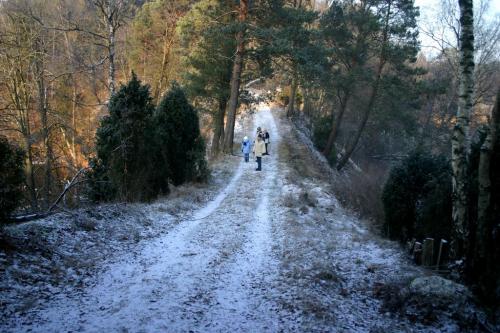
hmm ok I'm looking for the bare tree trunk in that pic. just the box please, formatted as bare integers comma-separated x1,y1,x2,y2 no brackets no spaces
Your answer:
23,135,38,211
451,0,474,258
476,89,498,263
33,38,53,209
323,91,351,158
62,28,79,170
93,0,128,97
107,17,116,96
71,84,78,165
335,67,383,170
211,99,227,156
222,0,248,153
286,74,298,118
154,24,176,102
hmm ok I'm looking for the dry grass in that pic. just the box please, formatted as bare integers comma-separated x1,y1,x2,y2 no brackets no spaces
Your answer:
281,114,387,229
333,162,387,224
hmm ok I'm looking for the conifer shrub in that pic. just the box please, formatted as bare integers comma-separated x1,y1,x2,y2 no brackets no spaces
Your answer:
312,115,336,164
154,83,209,186
88,76,208,202
90,73,155,201
0,136,25,223
86,157,116,202
382,150,452,241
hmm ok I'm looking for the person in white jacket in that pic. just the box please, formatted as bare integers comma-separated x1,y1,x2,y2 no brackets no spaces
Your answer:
253,134,266,171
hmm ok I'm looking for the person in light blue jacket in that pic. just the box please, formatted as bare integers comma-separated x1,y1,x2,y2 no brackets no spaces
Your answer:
241,136,251,162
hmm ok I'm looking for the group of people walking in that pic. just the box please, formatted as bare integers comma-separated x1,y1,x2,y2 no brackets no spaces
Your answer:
241,126,270,171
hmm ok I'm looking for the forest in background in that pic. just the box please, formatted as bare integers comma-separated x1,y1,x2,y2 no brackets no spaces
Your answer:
0,0,499,311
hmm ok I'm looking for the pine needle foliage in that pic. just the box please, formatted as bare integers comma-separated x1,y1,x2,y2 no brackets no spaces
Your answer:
154,83,209,186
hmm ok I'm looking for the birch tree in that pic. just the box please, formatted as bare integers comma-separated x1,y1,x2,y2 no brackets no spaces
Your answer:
451,0,474,258
89,0,131,97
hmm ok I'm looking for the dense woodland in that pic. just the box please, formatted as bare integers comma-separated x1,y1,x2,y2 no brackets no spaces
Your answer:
0,0,499,311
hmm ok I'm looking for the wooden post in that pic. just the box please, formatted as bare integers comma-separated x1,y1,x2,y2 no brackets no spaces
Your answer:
413,242,422,265
422,238,435,267
407,238,416,254
436,239,448,269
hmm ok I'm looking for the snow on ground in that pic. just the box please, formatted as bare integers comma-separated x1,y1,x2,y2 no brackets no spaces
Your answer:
1,104,485,332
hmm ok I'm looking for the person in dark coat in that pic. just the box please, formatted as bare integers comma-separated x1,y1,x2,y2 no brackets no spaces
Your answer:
263,129,270,155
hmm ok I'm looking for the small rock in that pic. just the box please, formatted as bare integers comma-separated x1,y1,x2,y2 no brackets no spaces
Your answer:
409,275,471,302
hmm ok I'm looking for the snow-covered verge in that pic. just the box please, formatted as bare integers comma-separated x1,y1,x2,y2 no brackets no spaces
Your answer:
273,108,495,332
0,155,240,326
289,110,386,224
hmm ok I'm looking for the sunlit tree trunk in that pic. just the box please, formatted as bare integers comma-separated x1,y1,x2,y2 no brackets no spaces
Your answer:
285,0,303,118
107,13,116,95
92,0,130,97
223,0,248,153
155,29,171,102
451,0,474,258
212,98,227,156
33,36,53,209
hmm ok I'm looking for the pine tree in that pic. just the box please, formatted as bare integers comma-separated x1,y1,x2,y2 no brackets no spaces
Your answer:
178,0,235,155
222,0,249,154
319,0,419,170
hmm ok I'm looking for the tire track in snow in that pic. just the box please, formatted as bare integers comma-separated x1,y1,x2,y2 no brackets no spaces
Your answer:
9,106,282,333
203,105,283,332
192,161,245,220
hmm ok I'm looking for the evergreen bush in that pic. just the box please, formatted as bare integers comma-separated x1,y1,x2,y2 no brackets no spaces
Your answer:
0,136,25,223
88,77,208,202
382,150,452,241
86,157,116,202
91,73,155,201
154,83,209,186
312,115,336,164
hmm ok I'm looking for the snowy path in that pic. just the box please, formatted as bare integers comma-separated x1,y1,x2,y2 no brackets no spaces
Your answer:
7,106,287,333
4,105,456,333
